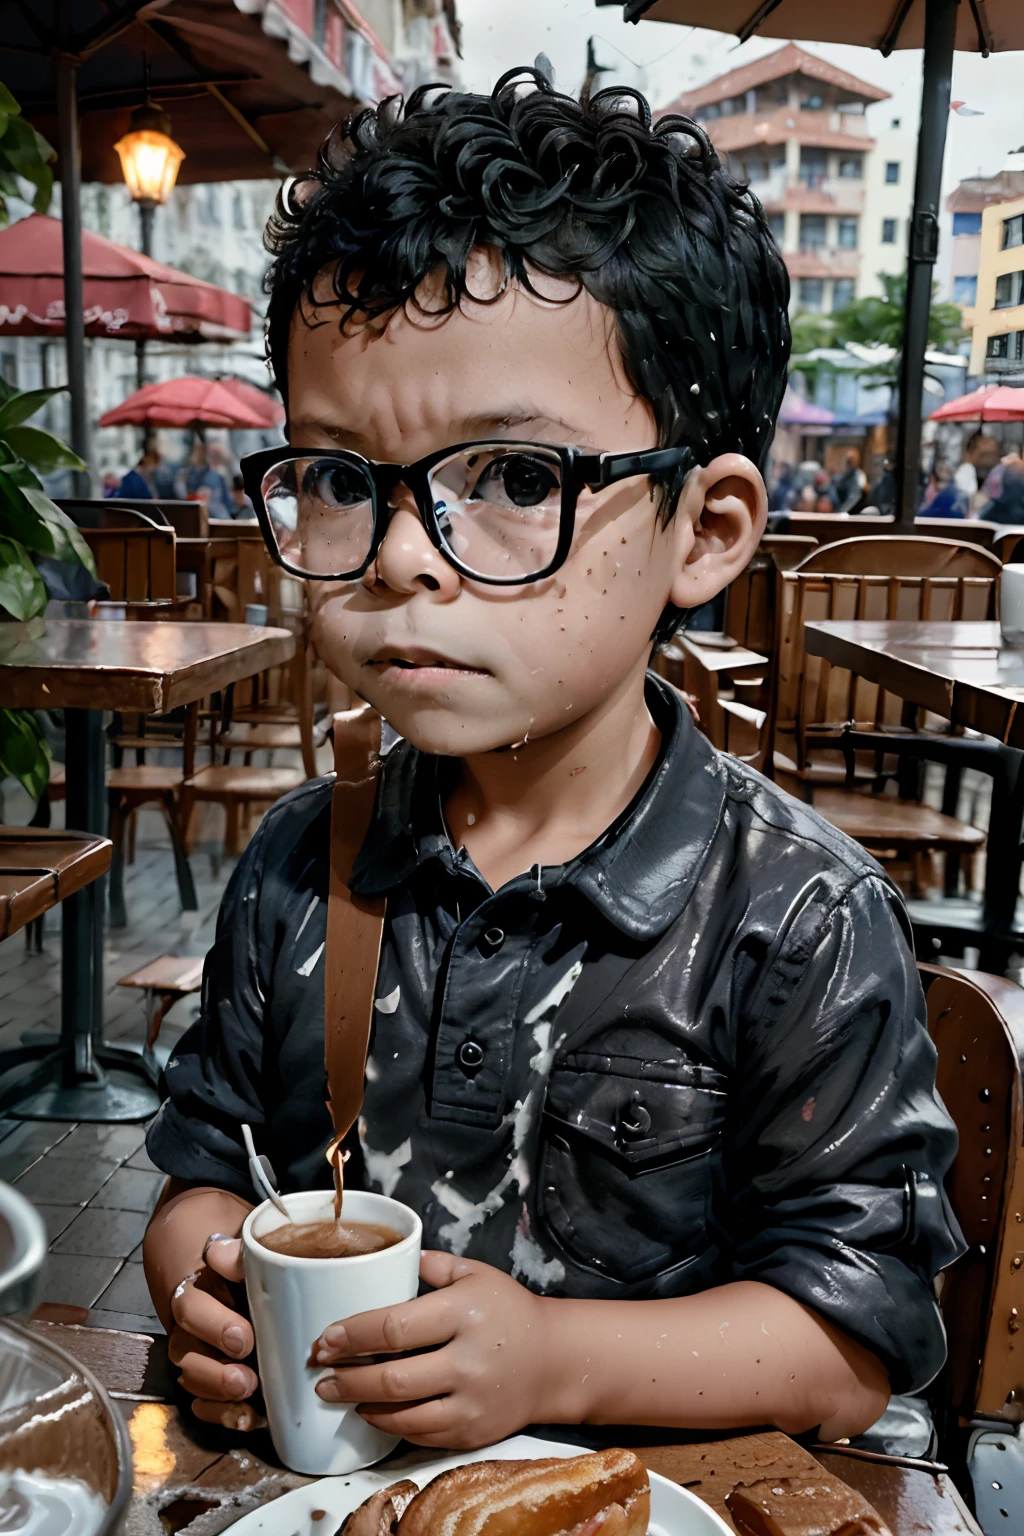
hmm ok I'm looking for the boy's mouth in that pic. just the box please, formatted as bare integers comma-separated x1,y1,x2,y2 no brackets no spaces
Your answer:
365,646,490,679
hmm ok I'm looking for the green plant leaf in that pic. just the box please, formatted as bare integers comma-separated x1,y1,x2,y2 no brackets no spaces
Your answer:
3,424,85,473
0,533,47,619
0,709,51,800
23,488,97,574
0,84,21,118
0,386,66,431
0,456,42,491
0,470,57,555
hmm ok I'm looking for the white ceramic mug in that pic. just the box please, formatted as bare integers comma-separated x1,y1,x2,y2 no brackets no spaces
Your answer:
1001,565,1024,640
242,1189,422,1475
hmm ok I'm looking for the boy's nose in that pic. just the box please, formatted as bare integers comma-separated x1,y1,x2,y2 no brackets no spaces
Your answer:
368,491,460,597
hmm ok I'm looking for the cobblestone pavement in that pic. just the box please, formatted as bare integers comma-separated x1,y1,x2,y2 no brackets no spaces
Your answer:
0,805,234,1335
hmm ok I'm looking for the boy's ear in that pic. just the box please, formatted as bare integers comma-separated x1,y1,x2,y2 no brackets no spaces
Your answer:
667,453,768,611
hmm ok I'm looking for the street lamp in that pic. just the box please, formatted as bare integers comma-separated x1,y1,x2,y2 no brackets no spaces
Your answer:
114,99,185,256
115,97,185,403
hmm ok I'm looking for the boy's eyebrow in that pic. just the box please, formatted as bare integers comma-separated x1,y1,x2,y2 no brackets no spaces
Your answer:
288,409,598,452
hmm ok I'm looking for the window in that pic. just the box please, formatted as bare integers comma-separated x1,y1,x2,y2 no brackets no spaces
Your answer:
1003,214,1024,249
994,271,1024,308
744,159,769,183
767,212,785,245
799,147,828,186
837,217,859,249
885,161,900,184
799,214,827,250
953,275,978,305
0,352,17,389
799,278,825,312
882,218,898,244
987,333,1009,359
952,211,983,236
891,117,901,128
836,101,865,115
800,93,824,110
837,155,863,179
832,279,855,312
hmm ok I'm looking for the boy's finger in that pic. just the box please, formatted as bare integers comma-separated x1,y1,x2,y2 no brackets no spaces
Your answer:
203,1236,244,1283
176,1350,258,1402
314,1288,453,1362
418,1250,466,1289
356,1398,456,1441
316,1345,452,1406
172,1276,253,1359
192,1398,266,1433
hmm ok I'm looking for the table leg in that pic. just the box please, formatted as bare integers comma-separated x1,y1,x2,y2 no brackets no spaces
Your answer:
978,744,1024,972
0,709,162,1122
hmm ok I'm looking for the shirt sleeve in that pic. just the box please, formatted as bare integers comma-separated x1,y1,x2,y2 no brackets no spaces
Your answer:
720,873,965,1394
146,813,273,1200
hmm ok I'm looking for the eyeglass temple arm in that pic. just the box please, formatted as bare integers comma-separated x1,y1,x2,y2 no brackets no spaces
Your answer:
581,447,693,490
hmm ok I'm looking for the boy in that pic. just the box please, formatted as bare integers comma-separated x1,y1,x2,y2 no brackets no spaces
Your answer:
143,71,962,1450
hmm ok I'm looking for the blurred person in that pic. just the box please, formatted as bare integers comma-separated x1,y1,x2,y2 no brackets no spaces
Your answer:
115,445,161,500
767,460,796,512
183,440,230,517
814,492,836,514
812,468,836,511
957,430,1002,513
870,459,896,515
795,483,817,511
918,463,964,520
101,471,120,498
982,455,1024,524
832,450,867,514
228,473,255,519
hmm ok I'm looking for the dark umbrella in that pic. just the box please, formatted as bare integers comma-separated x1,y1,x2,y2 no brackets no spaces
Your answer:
597,0,1024,525
0,0,378,472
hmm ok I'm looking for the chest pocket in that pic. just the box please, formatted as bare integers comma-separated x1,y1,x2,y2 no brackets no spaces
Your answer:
538,1051,727,1285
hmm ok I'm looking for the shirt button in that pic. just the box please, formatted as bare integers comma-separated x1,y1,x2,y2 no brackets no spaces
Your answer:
456,1039,485,1073
480,926,505,955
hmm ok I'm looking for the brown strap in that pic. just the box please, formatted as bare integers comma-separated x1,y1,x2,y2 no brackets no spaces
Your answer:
324,705,387,1155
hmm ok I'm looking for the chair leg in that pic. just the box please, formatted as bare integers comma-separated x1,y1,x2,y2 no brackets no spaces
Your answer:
162,793,198,911
224,800,240,858
126,808,137,867
107,796,128,929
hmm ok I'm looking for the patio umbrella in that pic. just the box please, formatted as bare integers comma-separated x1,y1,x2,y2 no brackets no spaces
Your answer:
0,213,250,341
98,376,284,430
599,0,1024,526
778,390,834,426
0,0,379,476
931,384,1024,422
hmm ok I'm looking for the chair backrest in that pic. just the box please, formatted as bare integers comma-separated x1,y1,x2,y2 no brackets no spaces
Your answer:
149,500,208,538
914,517,998,547
775,559,998,770
759,534,818,571
991,528,1024,564
778,513,896,545
82,526,177,602
97,506,163,532
919,964,1024,1424
57,497,170,528
724,548,779,655
795,535,1002,583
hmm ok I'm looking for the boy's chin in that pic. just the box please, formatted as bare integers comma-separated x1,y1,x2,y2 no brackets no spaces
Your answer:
375,701,541,759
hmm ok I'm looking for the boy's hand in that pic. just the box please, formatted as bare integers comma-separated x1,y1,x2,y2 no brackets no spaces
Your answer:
167,1236,266,1432
313,1251,554,1449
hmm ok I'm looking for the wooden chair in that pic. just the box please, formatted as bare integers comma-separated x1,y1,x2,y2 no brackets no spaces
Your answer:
991,528,1024,564
58,497,169,529
921,963,1024,1430
771,512,896,545
81,526,177,603
655,550,779,776
759,533,818,571
0,827,111,943
116,954,204,1051
106,701,199,927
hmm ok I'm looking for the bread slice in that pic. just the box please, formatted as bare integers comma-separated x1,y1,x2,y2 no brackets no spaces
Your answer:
341,1478,419,1535
394,1448,650,1536
726,1474,893,1536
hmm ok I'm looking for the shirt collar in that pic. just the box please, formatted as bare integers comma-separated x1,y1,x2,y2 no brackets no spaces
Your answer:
349,672,729,941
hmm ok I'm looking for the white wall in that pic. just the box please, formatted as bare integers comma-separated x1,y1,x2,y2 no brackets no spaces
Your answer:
859,114,916,299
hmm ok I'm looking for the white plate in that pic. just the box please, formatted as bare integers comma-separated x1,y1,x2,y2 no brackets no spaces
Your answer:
226,1434,732,1534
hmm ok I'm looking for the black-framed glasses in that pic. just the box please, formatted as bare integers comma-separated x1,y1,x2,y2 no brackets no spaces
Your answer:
240,440,695,586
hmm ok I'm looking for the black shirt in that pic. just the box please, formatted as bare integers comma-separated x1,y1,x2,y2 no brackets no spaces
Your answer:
149,675,964,1394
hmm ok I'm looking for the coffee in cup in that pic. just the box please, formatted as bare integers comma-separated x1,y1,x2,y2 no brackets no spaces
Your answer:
242,1189,421,1476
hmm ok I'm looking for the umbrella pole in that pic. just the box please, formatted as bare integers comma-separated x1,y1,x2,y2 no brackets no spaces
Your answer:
56,55,90,496
893,0,957,528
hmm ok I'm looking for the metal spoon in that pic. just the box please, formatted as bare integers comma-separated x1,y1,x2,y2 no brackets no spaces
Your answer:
241,1123,291,1221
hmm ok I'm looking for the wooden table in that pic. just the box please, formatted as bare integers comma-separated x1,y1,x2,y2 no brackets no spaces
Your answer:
0,619,295,1124
803,619,1024,964
27,1317,981,1536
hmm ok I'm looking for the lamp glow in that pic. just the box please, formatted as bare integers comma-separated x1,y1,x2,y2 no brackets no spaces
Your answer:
114,101,184,206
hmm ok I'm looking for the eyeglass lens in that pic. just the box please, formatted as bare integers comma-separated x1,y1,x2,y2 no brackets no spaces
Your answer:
260,443,565,580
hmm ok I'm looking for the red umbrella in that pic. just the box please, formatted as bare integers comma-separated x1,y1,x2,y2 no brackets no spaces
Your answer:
930,385,1024,423
0,213,251,342
99,376,284,430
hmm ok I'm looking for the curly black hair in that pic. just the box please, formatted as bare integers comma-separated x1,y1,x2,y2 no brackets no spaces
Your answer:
264,69,790,640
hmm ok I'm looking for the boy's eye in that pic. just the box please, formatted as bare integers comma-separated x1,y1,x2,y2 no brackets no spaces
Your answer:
469,454,561,509
301,459,372,509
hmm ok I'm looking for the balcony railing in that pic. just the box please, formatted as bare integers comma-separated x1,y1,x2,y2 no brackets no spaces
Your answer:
755,174,864,213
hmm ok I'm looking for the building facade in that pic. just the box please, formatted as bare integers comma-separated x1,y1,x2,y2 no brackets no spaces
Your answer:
966,193,1024,378
664,43,914,316
0,0,460,482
